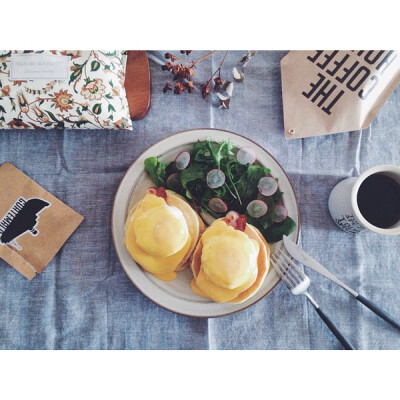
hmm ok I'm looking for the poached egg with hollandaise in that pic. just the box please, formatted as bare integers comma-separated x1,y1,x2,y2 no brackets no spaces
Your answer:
191,211,270,303
124,187,204,281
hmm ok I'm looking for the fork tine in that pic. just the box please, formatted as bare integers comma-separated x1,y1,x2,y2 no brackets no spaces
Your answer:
279,251,305,275
271,253,297,280
270,253,299,288
270,254,292,287
277,250,306,282
271,251,306,287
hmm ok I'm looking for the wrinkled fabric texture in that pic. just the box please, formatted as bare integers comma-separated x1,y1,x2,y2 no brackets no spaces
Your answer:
0,51,399,350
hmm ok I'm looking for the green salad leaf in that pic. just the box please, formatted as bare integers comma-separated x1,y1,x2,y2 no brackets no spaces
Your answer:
144,157,167,187
143,139,296,243
263,217,296,243
180,164,207,189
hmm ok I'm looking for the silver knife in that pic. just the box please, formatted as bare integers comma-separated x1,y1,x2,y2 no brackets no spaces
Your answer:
282,235,400,331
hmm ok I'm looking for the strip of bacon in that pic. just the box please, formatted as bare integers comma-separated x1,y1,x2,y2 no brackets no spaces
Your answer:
224,211,246,231
148,186,167,199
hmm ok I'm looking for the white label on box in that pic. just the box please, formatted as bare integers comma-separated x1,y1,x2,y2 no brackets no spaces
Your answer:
9,53,71,81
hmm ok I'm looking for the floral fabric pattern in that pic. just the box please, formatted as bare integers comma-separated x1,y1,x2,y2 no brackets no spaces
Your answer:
0,50,132,130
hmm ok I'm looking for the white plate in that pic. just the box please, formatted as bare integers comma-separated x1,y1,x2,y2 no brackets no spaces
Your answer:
112,129,300,317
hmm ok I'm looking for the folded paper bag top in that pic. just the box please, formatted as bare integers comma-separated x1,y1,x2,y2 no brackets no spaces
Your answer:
0,162,83,279
281,50,400,140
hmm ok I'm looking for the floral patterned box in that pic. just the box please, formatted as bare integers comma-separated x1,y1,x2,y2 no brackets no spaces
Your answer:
0,50,132,130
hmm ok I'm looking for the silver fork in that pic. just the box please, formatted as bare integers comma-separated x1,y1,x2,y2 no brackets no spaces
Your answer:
271,251,355,350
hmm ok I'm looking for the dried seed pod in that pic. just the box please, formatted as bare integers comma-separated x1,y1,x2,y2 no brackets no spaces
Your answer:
225,82,234,97
219,98,231,109
216,93,229,101
174,82,186,94
163,82,172,93
202,84,211,99
186,81,195,93
233,67,244,83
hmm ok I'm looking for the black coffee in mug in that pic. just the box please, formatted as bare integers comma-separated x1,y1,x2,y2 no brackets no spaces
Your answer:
357,173,400,229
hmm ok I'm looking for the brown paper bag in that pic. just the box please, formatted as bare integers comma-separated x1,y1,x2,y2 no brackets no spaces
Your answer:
281,50,400,140
0,162,83,279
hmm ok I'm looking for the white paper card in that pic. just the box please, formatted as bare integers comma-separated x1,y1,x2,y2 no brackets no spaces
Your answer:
9,53,70,81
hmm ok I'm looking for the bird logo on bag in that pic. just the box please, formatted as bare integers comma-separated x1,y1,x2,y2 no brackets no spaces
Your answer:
0,197,51,250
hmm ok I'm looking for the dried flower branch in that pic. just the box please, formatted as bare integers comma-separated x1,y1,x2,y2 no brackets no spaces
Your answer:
201,50,229,100
215,51,256,109
161,50,256,110
162,50,217,97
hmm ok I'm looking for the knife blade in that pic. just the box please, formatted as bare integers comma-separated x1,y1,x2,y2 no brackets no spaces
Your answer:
282,235,400,331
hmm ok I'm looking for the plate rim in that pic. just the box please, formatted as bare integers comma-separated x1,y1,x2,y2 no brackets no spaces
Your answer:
111,128,301,318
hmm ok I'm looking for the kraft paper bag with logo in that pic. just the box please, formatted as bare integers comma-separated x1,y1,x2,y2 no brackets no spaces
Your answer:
0,162,83,279
281,50,400,140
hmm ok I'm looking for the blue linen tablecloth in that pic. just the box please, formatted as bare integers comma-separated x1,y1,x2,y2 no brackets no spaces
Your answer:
0,51,399,350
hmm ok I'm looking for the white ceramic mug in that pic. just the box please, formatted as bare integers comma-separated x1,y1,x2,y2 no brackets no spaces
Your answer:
328,164,400,235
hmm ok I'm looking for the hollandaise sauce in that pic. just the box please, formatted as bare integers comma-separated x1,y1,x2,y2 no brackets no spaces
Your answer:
191,220,259,302
124,193,191,281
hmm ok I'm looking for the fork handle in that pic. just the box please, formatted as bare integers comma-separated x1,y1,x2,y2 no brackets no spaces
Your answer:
356,294,400,331
314,307,355,350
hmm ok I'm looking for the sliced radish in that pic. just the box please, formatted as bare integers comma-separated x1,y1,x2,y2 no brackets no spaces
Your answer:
274,204,288,223
208,197,228,214
206,169,225,189
247,199,268,218
175,151,190,170
258,176,278,196
166,173,181,189
236,146,256,165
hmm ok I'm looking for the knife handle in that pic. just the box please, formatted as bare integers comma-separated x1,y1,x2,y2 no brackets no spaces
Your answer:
314,307,355,350
356,294,400,331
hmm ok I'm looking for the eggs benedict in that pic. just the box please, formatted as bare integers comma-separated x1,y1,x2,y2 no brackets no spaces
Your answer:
190,211,270,303
124,187,204,281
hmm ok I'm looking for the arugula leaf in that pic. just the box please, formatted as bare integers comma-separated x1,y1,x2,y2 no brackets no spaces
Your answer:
235,164,270,210
206,140,235,169
273,190,283,203
180,163,207,188
192,140,236,168
263,217,296,243
192,141,214,164
225,161,243,205
144,157,167,187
